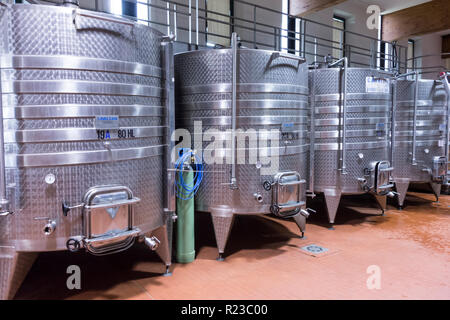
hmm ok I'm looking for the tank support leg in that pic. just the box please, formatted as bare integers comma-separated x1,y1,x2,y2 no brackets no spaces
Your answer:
293,214,306,238
152,221,173,276
210,208,235,261
429,182,442,202
394,179,410,209
0,248,38,300
373,194,387,215
323,189,341,228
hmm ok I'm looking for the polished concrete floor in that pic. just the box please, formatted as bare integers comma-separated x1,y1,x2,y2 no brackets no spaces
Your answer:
14,191,450,300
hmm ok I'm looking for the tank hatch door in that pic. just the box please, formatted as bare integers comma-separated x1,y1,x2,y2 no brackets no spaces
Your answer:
82,185,141,255
371,161,394,195
270,171,306,218
431,156,447,183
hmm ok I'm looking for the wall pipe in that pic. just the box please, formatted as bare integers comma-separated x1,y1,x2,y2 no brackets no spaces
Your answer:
0,49,10,216
329,57,348,174
230,32,238,189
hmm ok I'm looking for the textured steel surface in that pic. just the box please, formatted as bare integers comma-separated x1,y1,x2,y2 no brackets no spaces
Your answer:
210,211,235,254
310,68,392,224
322,189,342,224
175,49,309,255
309,68,392,194
0,4,171,298
0,248,37,300
175,49,309,214
393,79,447,183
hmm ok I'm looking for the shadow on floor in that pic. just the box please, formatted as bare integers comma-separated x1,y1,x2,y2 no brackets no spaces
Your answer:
306,193,390,228
14,243,164,300
387,190,439,209
191,213,300,260
15,213,302,299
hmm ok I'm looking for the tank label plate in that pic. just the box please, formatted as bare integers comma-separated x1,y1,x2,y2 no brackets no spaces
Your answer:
97,129,135,140
95,115,120,129
366,77,389,93
281,122,296,133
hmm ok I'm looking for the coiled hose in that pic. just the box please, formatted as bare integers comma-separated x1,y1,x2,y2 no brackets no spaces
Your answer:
174,148,203,200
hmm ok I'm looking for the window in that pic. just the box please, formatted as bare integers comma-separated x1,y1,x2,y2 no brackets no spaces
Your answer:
137,0,150,26
407,40,415,72
110,1,122,15
281,0,289,53
332,16,345,59
122,0,137,18
206,0,231,47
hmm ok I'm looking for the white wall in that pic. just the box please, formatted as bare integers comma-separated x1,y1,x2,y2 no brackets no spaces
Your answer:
397,32,447,80
414,33,445,79
302,0,379,67
51,0,387,64
233,0,283,50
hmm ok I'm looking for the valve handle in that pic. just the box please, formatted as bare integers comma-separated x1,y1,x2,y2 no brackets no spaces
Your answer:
263,180,272,191
62,202,71,216
66,238,81,253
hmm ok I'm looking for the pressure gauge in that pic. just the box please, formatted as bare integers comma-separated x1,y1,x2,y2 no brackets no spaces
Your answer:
45,173,56,185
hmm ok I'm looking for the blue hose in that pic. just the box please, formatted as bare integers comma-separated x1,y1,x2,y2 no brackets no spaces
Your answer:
175,148,203,200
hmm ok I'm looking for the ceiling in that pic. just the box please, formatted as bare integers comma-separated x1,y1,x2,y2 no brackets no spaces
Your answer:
357,0,431,14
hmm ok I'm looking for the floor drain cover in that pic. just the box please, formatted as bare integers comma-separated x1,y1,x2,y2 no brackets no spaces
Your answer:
301,244,328,254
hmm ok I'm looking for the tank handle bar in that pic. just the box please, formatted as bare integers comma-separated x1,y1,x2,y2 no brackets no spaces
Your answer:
393,71,417,79
271,52,306,64
73,10,135,39
74,10,135,27
84,197,140,210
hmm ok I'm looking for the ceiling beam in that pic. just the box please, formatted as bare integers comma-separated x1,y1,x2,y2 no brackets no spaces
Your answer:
290,0,347,17
382,0,450,41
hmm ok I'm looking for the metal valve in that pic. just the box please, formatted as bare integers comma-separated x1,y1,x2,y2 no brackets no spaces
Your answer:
144,236,160,251
357,177,370,192
253,193,263,203
43,220,57,236
386,191,399,198
62,202,84,216
66,238,81,252
300,208,316,218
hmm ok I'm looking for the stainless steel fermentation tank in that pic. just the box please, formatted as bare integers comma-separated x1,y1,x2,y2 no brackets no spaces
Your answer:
0,4,176,299
391,74,449,207
309,61,395,225
175,34,311,259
